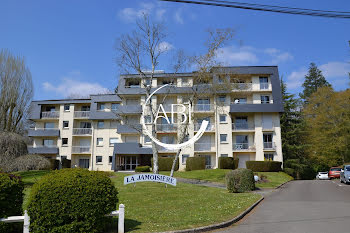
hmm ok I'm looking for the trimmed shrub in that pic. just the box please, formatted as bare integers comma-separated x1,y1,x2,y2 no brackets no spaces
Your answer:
186,157,206,171
27,168,118,233
152,157,179,171
283,168,295,177
9,154,51,172
246,161,282,172
135,166,151,172
218,157,239,169
0,172,24,233
226,168,255,193
61,158,71,168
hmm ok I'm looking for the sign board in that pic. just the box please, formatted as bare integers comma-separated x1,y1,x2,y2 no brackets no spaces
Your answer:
124,174,177,186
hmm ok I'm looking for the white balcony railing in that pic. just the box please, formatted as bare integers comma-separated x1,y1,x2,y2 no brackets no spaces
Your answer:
263,142,276,150
73,128,92,135
71,146,91,154
232,123,255,131
74,111,90,118
31,128,59,131
41,111,59,118
194,143,215,151
194,123,215,131
194,104,214,112
232,143,256,151
231,83,252,91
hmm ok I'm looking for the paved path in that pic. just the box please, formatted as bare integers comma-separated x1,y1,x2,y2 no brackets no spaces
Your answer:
212,180,350,233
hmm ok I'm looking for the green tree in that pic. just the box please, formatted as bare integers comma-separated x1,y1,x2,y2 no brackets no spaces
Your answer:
299,62,331,102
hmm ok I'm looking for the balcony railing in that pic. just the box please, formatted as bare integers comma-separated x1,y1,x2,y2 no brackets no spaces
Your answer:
194,123,215,131
41,111,59,118
74,111,90,118
73,128,92,135
194,104,214,112
27,145,59,154
260,83,270,90
71,146,91,154
232,123,255,131
124,85,141,88
28,128,60,137
263,142,276,150
156,124,177,132
231,83,252,91
194,143,215,151
232,143,256,151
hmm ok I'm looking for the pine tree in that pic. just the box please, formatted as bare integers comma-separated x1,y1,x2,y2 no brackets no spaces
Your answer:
299,62,331,102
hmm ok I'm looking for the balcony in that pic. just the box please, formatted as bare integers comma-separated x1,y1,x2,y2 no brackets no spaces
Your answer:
194,123,215,131
263,142,276,151
194,104,214,112
194,143,215,152
74,111,90,118
41,111,59,119
232,143,256,152
260,83,271,90
27,146,59,154
232,123,255,132
28,128,60,137
116,124,142,134
73,128,92,135
156,124,177,132
71,146,91,154
262,124,275,131
231,83,252,91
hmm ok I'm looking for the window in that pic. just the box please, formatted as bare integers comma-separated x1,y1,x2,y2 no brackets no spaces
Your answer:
109,156,113,164
235,116,248,130
182,78,190,86
44,122,55,129
62,138,68,146
264,153,274,161
43,139,54,147
235,135,248,149
97,121,104,129
45,106,56,112
220,134,228,143
221,154,228,157
263,134,273,148
80,122,91,128
218,95,226,103
109,138,119,146
182,154,189,164
97,103,105,110
97,138,103,146
259,77,269,90
81,105,90,111
64,104,70,111
197,98,210,111
111,103,120,111
261,95,270,104
233,98,247,104
144,135,151,144
219,114,227,123
205,155,212,168
63,121,69,128
144,78,151,86
144,115,152,124
125,136,138,143
96,156,102,163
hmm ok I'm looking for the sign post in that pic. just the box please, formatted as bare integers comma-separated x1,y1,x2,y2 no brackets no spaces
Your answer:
124,174,177,186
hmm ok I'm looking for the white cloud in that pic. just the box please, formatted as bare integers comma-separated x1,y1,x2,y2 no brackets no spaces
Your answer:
43,71,110,98
319,61,350,78
156,8,166,20
286,69,308,89
118,2,166,23
157,41,174,53
174,9,184,24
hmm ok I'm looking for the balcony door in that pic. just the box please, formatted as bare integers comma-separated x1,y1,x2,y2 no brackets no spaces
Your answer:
44,122,55,129
197,135,211,150
263,134,273,148
80,122,91,128
79,158,90,169
235,116,248,129
197,98,210,111
235,135,248,149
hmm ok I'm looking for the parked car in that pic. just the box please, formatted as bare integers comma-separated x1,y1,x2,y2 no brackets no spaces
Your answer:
340,165,350,184
329,167,342,179
316,172,329,180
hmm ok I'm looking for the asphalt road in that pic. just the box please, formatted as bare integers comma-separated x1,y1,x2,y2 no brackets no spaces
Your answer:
213,180,350,233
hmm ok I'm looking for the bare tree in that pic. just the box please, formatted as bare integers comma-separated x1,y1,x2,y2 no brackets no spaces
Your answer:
0,49,33,134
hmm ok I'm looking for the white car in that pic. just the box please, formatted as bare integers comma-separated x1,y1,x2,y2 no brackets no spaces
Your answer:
316,172,329,180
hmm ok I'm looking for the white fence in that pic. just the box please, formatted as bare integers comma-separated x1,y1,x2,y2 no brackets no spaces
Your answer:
0,204,125,233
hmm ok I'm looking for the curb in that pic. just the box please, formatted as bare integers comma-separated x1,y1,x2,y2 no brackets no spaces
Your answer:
159,196,264,233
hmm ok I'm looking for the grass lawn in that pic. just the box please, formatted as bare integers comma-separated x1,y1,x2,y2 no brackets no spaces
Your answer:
162,169,293,189
16,170,261,232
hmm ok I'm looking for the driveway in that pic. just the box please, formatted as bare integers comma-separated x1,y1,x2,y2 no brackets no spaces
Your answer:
213,180,350,233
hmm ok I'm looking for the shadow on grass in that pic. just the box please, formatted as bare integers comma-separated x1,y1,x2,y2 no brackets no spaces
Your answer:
105,218,141,233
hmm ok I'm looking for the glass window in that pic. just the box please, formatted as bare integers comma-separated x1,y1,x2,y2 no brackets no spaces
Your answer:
219,115,226,123
144,115,152,124
205,155,212,168
182,154,189,164
220,134,227,143
44,122,55,129
259,77,269,90
64,104,70,111
233,98,247,104
111,103,120,111
81,105,90,111
63,121,69,128
43,139,54,147
221,154,228,157
109,138,119,146
80,122,91,128
261,95,270,104
235,116,248,129
96,156,103,163
218,95,226,103
97,138,103,146
144,135,151,143
235,135,248,149
263,134,273,148
109,156,113,164
264,153,274,161
97,103,105,110
62,138,68,146
97,121,104,129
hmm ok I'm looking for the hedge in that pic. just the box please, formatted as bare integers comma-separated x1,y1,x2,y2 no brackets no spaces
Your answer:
246,161,282,172
218,157,239,169
27,169,118,233
226,168,255,193
186,157,206,171
0,172,24,233
152,157,179,171
135,166,151,172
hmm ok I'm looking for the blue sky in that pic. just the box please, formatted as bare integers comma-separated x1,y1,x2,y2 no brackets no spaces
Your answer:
0,0,349,100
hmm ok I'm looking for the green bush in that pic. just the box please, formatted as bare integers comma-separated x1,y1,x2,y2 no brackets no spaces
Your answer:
186,157,206,171
152,157,179,171
135,166,151,172
246,161,282,172
226,168,255,193
283,167,295,177
27,168,118,233
218,157,239,169
0,172,24,233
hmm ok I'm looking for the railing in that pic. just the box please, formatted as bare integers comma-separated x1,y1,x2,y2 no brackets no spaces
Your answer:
74,111,90,118
156,124,177,132
261,100,273,104
125,85,140,88
71,146,91,154
41,111,59,118
194,143,215,151
231,83,252,91
232,143,256,151
232,123,255,131
263,142,276,150
28,145,57,148
30,127,59,130
0,204,125,233
73,128,92,135
194,104,214,112
194,123,215,131
231,100,253,104
260,83,270,90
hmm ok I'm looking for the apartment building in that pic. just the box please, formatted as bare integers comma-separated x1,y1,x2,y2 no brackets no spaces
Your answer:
28,66,284,171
